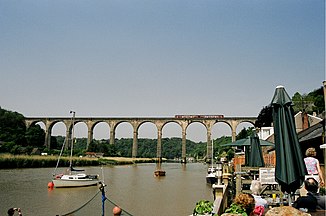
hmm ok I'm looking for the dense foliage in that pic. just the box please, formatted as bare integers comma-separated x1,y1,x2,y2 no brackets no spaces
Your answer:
0,107,46,155
71,136,233,160
0,107,26,145
255,105,273,128
292,87,325,115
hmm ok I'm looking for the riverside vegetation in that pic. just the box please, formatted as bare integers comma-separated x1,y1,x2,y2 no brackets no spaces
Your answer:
0,154,161,169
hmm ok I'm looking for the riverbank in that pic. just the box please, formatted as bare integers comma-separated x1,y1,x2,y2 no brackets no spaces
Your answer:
0,154,162,168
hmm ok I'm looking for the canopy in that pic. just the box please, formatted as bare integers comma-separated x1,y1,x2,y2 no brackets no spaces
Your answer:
248,132,265,167
271,85,307,193
220,138,274,147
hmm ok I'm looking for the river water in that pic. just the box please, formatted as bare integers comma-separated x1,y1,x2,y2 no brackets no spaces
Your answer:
0,163,213,216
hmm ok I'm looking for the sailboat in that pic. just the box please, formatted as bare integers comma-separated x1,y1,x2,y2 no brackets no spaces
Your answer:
51,111,100,188
206,140,217,184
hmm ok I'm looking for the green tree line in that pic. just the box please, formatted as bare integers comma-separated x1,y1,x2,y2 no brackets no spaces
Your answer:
51,135,235,161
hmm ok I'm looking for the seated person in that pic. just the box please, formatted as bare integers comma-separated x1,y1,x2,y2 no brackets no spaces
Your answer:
305,177,325,210
293,178,319,212
222,193,256,216
250,180,268,208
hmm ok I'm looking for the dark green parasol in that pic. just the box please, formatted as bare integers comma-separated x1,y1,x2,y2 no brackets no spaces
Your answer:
271,85,307,193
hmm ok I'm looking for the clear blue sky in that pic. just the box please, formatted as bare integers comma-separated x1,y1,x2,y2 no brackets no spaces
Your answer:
0,0,325,141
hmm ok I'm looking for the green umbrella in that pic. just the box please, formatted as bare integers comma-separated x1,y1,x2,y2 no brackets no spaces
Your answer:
221,135,272,166
248,132,265,167
271,85,307,193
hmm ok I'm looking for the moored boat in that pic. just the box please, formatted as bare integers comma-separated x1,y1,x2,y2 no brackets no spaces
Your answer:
154,170,166,177
206,167,217,184
206,140,217,184
154,157,166,177
53,173,99,188
50,111,100,188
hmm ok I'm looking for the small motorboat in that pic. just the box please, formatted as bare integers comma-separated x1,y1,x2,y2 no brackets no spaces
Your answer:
206,140,217,184
154,170,166,177
206,167,217,184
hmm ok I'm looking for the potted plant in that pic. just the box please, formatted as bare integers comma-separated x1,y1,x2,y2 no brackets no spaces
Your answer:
193,200,215,216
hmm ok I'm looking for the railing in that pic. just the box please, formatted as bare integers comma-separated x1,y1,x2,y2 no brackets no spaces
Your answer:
212,184,230,215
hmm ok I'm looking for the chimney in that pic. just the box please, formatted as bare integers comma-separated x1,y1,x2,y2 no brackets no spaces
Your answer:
303,112,309,130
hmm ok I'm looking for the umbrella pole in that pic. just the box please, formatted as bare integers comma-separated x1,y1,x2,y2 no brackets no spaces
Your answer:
288,192,295,206
279,191,284,207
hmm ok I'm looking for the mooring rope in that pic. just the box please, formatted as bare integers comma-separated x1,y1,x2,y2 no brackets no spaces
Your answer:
102,192,133,216
100,182,133,216
60,190,101,216
58,182,133,216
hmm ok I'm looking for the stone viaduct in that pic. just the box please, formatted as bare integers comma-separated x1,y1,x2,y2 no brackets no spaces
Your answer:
24,116,256,162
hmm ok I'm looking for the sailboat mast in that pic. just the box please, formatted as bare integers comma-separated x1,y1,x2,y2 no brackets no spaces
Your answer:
69,111,76,170
211,139,214,167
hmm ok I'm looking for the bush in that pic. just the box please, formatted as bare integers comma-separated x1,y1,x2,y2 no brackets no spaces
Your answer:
193,200,214,215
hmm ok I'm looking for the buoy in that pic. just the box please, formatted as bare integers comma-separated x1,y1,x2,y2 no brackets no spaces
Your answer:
48,181,54,188
112,206,122,216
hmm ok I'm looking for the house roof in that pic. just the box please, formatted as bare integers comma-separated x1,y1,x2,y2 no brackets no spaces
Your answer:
297,119,325,142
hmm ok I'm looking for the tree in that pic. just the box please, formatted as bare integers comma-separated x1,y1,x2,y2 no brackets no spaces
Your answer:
255,105,272,128
0,107,26,145
292,92,315,114
25,124,45,147
236,127,254,140
307,87,324,114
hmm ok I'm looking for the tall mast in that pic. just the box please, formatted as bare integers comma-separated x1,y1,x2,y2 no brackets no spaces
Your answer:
211,139,214,167
69,110,76,171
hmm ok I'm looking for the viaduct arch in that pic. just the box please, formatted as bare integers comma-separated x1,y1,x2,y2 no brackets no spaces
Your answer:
25,116,257,162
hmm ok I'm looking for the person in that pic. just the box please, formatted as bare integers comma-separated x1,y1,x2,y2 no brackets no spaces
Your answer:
304,147,324,186
304,177,325,210
112,206,122,216
222,193,256,216
293,178,319,212
7,208,22,216
250,180,268,208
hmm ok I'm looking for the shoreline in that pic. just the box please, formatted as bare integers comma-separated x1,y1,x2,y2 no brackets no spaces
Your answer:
0,154,165,169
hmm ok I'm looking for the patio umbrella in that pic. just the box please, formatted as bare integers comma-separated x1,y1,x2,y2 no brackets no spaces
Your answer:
248,132,265,167
271,85,307,193
245,144,250,166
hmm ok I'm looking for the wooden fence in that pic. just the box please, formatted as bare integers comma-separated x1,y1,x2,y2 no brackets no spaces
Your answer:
233,152,276,168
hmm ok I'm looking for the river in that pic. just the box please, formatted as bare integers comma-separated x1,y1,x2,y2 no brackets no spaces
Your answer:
0,163,214,216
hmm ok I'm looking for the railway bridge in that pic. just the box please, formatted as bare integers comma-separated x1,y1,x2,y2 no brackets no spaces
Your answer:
24,115,257,162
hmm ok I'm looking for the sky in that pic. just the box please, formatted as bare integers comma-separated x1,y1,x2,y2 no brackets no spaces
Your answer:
0,0,325,142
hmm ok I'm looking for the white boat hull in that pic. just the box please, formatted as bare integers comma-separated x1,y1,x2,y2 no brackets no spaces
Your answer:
53,179,99,188
53,173,100,188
